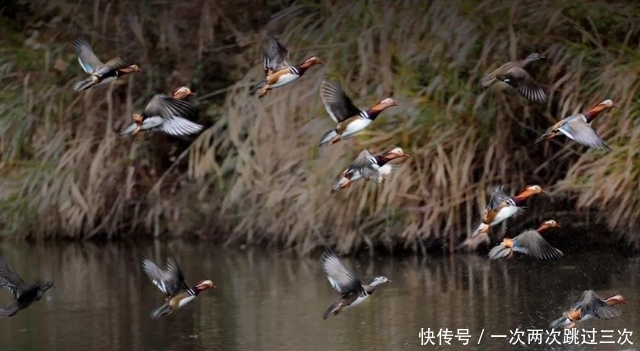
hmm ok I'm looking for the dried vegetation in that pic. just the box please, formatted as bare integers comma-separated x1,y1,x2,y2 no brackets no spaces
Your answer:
0,0,639,254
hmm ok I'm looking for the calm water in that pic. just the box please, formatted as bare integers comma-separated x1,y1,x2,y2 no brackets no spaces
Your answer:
0,242,638,351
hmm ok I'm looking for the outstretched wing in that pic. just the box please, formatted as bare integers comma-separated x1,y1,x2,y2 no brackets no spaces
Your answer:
575,290,621,320
320,80,362,123
320,251,365,297
141,257,189,297
143,94,198,121
74,38,105,74
157,116,204,137
261,34,291,75
346,149,379,180
486,185,509,211
0,256,26,299
497,68,547,104
562,118,611,151
511,230,564,260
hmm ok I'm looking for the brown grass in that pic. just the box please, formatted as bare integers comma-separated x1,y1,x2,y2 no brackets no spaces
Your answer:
0,0,639,254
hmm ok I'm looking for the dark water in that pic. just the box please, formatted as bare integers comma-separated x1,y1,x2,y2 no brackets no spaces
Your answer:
0,242,638,351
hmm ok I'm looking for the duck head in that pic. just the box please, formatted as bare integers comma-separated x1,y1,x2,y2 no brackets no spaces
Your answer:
172,86,195,100
584,99,617,122
41,281,56,291
370,98,398,113
195,280,216,291
589,99,618,111
382,147,409,161
119,64,141,74
523,53,545,63
536,219,560,232
605,294,627,306
369,275,392,287
516,185,545,199
300,56,323,69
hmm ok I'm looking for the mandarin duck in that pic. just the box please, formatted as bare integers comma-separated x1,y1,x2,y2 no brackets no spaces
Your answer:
480,53,547,104
120,87,202,141
0,255,55,317
471,184,545,238
332,147,409,192
535,99,617,151
550,290,627,329
249,33,322,98
320,250,391,319
72,37,140,92
318,80,397,146
142,257,216,319
489,220,563,260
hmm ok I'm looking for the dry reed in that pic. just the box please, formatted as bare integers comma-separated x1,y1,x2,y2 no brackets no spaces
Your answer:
0,0,639,254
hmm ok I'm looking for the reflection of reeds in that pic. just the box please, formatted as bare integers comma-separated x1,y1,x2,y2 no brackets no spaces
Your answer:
1,243,637,351
1,0,640,253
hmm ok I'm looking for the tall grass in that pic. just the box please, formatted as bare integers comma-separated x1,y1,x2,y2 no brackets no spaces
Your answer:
0,0,639,254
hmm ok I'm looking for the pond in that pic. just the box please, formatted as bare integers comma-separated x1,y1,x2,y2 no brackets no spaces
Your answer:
0,242,637,351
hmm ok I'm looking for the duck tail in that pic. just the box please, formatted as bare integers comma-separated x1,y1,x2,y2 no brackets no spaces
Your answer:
249,80,266,96
534,130,555,144
331,177,349,193
470,223,488,238
488,245,511,260
549,315,572,329
323,302,343,320
318,129,338,147
120,123,138,137
0,302,19,318
150,303,172,319
73,79,95,92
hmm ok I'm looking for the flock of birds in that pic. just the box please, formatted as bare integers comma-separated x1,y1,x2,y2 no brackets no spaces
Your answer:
0,33,629,333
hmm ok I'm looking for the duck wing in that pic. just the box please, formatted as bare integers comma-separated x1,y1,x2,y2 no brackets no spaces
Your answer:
486,185,509,211
74,38,105,74
0,256,26,299
142,257,189,297
346,149,379,180
488,244,512,260
320,80,362,123
497,67,547,104
261,34,291,75
143,94,198,121
156,116,203,137
575,290,621,320
511,230,564,260
320,250,366,297
561,118,611,150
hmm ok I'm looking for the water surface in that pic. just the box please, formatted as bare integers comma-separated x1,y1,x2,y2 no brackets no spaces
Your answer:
0,242,638,351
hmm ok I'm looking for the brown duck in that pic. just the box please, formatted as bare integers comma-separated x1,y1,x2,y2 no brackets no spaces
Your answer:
535,99,617,151
550,290,627,329
250,33,323,98
0,255,55,317
318,79,397,146
120,87,201,141
142,257,216,319
488,220,563,260
320,250,391,319
72,37,140,92
480,53,547,104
